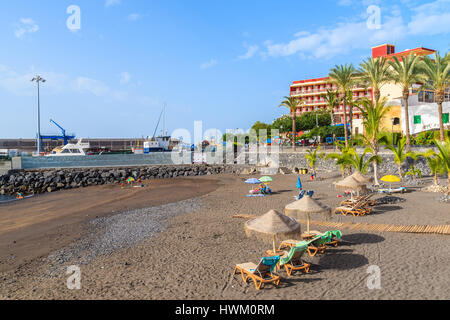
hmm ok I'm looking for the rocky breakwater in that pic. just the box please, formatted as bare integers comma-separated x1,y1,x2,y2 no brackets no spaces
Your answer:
0,164,240,196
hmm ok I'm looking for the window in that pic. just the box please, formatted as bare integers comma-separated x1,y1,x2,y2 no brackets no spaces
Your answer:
444,113,449,124
414,115,421,124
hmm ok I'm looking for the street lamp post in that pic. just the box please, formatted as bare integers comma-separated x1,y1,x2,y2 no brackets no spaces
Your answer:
31,75,46,154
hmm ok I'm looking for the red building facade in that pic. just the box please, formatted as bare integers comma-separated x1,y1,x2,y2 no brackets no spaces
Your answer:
289,44,436,126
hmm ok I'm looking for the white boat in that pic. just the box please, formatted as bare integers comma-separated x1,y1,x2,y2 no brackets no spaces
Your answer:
144,136,171,152
47,139,90,156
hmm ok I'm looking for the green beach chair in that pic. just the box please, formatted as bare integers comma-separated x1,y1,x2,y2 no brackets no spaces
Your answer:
233,256,281,290
306,234,332,257
279,243,311,276
323,230,342,247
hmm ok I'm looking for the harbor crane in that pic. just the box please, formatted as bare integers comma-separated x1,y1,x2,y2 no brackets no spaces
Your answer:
40,119,76,146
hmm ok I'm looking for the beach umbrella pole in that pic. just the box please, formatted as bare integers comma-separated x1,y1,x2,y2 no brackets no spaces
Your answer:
272,234,277,254
307,213,310,234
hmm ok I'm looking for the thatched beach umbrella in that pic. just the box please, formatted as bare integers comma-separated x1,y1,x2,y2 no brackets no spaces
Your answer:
285,196,331,236
245,209,301,254
350,171,373,184
334,175,367,197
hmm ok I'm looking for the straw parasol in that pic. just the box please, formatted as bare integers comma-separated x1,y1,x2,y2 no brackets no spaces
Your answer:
334,175,367,197
350,171,373,184
285,196,331,236
245,209,301,254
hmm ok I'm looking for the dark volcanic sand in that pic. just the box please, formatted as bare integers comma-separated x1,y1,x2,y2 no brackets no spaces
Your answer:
0,177,219,272
0,173,449,300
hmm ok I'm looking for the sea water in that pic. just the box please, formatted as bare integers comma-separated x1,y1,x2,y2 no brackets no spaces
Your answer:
0,195,16,203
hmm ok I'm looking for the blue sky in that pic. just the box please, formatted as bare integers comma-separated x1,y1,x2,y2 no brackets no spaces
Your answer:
0,0,449,139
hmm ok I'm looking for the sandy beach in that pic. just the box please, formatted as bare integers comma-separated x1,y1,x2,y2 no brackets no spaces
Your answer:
0,172,449,300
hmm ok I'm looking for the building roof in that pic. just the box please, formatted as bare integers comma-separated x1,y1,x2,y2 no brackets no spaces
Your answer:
385,47,435,59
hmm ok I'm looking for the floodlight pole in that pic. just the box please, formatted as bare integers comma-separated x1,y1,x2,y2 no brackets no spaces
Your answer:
31,75,46,154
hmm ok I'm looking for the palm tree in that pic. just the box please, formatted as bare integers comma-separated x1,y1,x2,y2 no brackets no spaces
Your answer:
325,142,354,177
419,52,450,142
305,146,325,178
320,89,340,126
358,57,392,102
280,96,302,151
329,64,357,147
384,137,417,179
355,97,390,185
389,53,426,152
435,138,450,194
346,148,382,174
422,149,444,187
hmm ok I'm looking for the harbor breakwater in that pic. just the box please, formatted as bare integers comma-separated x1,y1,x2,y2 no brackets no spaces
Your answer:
0,164,241,196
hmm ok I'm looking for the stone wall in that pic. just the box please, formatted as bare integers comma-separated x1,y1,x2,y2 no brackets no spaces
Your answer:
277,151,432,177
0,164,241,196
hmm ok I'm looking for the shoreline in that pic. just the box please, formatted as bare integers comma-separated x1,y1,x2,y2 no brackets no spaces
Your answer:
0,177,220,272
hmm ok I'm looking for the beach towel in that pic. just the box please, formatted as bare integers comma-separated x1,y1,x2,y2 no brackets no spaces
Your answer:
280,243,308,266
261,256,280,272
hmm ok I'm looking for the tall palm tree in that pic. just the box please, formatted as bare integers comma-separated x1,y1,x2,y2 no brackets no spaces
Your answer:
389,53,425,152
419,52,450,142
344,88,358,135
329,64,357,147
355,97,390,185
321,89,340,126
280,96,302,151
358,56,392,102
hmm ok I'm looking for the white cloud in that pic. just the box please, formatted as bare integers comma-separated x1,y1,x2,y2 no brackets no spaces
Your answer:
237,45,259,60
262,8,410,59
120,72,131,84
128,13,142,21
74,77,110,96
255,0,450,60
0,66,69,95
408,0,450,35
105,0,121,8
14,18,39,39
0,65,129,101
200,59,217,70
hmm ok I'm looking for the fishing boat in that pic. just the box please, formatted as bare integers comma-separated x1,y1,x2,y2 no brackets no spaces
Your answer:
144,103,179,152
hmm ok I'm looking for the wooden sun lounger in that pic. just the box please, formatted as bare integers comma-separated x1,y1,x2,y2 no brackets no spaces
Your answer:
340,194,375,207
334,200,372,217
279,247,311,277
278,239,326,257
233,259,281,290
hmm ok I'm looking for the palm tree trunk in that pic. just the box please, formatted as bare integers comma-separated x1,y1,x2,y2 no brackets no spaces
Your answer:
434,172,438,186
292,113,296,151
437,93,445,141
403,90,411,152
374,89,380,103
398,164,402,181
343,105,349,148
447,172,450,195
373,148,379,186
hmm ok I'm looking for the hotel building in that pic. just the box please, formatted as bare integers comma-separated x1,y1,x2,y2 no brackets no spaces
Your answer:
289,44,437,136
